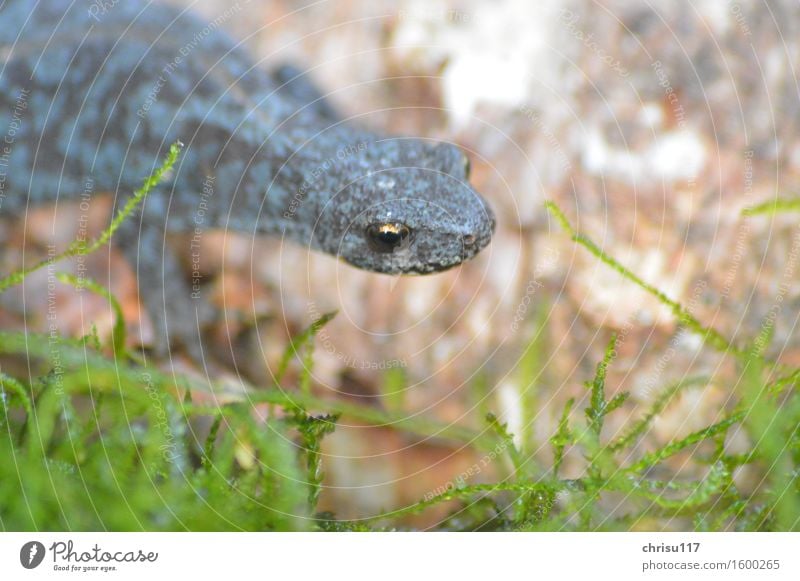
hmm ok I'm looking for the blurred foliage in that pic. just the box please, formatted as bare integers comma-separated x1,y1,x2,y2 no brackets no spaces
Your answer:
0,151,798,531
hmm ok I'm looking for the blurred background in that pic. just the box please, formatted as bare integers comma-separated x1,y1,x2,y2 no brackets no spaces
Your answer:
3,0,798,526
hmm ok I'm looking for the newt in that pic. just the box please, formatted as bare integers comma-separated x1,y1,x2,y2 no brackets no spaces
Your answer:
0,0,494,354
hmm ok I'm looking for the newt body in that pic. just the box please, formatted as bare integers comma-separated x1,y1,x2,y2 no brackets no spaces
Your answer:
0,0,494,353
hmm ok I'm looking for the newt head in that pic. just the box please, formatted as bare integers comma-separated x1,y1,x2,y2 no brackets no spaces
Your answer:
305,135,495,275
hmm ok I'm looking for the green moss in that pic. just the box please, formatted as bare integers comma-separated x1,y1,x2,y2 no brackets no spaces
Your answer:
1,160,798,531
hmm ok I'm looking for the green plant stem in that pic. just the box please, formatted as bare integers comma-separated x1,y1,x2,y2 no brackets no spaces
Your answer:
0,141,183,294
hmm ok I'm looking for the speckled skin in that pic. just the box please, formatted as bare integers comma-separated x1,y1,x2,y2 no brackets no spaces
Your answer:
0,0,494,353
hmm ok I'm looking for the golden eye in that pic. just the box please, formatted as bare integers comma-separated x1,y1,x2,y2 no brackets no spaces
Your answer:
366,222,412,253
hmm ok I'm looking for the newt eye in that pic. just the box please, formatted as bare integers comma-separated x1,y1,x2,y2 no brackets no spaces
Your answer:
463,156,471,178
366,222,412,253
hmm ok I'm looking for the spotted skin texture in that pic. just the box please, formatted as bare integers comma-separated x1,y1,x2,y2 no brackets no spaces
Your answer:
0,0,494,353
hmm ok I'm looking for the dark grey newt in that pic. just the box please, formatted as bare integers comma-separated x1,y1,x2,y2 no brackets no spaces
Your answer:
0,0,494,355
